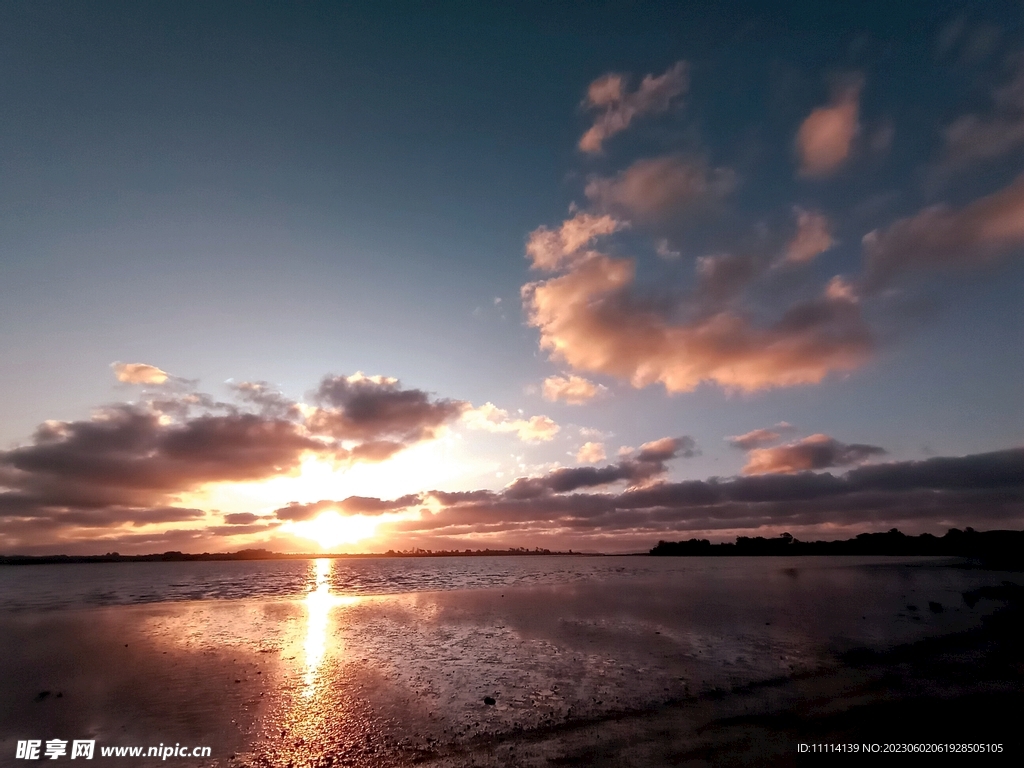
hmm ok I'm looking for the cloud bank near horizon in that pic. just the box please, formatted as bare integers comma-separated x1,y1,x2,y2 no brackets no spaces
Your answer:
3,365,1021,554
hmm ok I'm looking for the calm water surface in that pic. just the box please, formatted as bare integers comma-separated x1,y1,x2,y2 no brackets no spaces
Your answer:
0,554,1003,613
1,556,1020,766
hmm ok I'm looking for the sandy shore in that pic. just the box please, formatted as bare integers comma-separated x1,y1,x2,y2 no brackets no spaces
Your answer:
1,563,1020,766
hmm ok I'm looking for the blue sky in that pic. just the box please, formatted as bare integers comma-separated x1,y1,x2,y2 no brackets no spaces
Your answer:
1,1,1022,553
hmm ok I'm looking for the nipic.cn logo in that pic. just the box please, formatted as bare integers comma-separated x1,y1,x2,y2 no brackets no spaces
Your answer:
15,739,212,760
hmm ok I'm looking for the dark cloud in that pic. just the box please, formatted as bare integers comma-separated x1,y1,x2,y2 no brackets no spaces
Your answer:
0,371,466,551
499,437,696,500
274,494,422,522
742,434,886,474
935,54,1024,177
1,405,322,503
375,447,1024,543
222,512,263,525
308,372,467,443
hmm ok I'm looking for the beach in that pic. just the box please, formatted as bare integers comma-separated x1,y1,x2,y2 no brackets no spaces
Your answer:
1,556,1020,766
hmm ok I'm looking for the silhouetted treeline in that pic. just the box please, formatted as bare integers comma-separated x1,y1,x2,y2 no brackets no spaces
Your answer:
0,546,574,565
650,528,1024,563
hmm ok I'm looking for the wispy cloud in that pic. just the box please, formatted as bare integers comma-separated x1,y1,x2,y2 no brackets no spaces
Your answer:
579,62,689,153
863,173,1024,289
725,423,795,450
936,54,1024,177
584,155,735,223
462,403,560,442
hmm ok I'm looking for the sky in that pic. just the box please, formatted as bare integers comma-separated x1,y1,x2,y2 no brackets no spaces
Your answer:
1,0,1023,555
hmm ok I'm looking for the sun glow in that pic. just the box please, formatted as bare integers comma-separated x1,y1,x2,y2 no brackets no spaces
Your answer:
290,510,379,549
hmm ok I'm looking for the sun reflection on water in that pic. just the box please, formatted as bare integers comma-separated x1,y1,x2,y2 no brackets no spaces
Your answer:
302,558,359,697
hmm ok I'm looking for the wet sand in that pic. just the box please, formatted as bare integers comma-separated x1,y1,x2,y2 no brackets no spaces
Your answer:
1,560,1021,766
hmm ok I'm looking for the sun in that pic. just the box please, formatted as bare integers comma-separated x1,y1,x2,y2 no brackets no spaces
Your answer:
291,511,379,550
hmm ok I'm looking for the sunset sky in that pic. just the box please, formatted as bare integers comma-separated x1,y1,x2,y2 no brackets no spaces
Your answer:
1,1,1023,554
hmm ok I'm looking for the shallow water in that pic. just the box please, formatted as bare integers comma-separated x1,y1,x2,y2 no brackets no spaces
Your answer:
1,556,1019,766
0,553,999,612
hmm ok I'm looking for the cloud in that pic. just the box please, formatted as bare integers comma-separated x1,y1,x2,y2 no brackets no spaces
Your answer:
742,433,886,475
576,442,606,463
655,239,681,260
307,372,467,444
579,62,689,153
522,249,873,393
784,208,834,264
476,436,694,501
222,512,264,525
542,374,607,404
229,381,303,419
340,447,1024,546
584,155,736,223
462,403,560,442
0,401,327,550
726,423,795,450
693,253,759,306
795,79,862,177
525,212,626,271
862,174,1024,288
274,494,422,522
0,370,471,551
111,362,170,385
938,54,1024,175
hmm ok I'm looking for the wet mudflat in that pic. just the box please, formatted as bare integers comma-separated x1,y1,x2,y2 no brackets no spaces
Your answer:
1,557,1020,766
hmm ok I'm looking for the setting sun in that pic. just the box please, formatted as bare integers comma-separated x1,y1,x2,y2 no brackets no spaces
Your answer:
290,511,380,549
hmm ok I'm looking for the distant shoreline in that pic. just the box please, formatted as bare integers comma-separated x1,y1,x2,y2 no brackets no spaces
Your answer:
0,548,587,565
4,527,1024,565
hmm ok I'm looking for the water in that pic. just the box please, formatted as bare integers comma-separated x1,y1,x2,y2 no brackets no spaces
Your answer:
0,554,1003,616
1,555,1019,765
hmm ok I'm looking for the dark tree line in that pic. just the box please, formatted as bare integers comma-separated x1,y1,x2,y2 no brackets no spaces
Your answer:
650,527,1024,563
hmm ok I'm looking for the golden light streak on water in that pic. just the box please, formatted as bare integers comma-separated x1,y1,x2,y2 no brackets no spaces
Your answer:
302,558,359,698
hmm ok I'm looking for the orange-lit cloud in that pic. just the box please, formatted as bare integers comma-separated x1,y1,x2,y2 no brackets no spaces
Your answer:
579,62,688,153
522,250,873,393
584,155,735,223
462,402,560,442
863,173,1024,288
542,374,607,404
726,423,795,450
742,433,885,474
576,441,606,463
111,362,170,385
525,212,625,271
795,79,862,177
784,208,834,264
